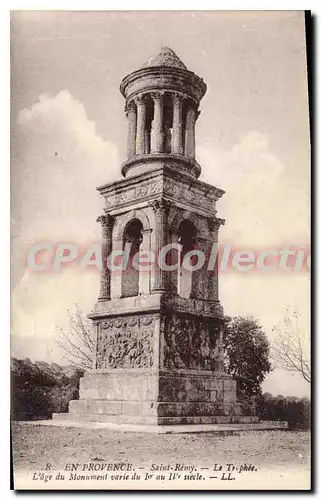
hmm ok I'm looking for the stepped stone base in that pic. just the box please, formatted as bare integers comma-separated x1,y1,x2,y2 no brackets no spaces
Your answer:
24,420,289,434
52,369,259,426
52,411,259,426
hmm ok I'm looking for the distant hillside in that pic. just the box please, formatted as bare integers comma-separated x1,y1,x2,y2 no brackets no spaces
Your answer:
11,358,84,420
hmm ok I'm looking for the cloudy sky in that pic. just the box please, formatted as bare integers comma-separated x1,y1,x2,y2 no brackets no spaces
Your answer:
11,11,310,396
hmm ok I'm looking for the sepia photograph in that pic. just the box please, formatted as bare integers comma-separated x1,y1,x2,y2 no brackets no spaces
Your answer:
10,10,311,490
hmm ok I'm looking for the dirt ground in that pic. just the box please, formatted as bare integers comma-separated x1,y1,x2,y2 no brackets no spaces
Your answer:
11,422,311,490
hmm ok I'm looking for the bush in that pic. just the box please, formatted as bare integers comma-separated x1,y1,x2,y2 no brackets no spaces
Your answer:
11,358,84,420
256,393,311,430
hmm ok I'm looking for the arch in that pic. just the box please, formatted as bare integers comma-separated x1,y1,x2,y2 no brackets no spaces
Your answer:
121,218,144,298
178,219,197,252
170,210,203,236
177,218,199,299
114,208,151,240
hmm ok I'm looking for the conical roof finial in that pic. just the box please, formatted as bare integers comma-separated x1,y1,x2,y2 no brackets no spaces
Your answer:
143,47,187,69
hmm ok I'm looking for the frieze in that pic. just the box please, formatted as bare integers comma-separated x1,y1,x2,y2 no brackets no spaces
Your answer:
96,315,155,369
102,175,218,214
163,315,222,371
104,180,162,209
163,179,215,212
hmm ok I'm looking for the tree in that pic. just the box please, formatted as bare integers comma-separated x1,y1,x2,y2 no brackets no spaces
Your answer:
223,316,272,399
56,305,94,371
272,307,311,383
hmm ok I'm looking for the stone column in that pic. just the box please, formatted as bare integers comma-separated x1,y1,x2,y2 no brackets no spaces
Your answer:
136,96,147,155
168,230,181,295
185,105,197,158
151,92,164,153
144,129,150,154
97,213,114,301
149,199,171,293
190,237,206,299
207,218,223,301
172,93,183,155
92,320,99,369
139,228,152,295
218,324,225,372
110,236,123,299
126,100,136,158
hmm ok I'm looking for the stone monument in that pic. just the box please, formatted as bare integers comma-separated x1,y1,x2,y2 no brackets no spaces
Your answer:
53,47,258,426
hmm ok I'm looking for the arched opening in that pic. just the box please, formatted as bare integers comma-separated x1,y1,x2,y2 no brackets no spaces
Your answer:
178,219,197,298
122,219,143,298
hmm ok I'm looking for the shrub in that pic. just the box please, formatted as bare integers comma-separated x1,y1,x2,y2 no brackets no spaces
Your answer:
256,392,311,430
11,358,84,420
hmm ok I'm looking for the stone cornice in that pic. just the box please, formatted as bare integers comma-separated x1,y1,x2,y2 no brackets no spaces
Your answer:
121,153,202,179
120,66,206,104
97,165,225,215
90,296,224,321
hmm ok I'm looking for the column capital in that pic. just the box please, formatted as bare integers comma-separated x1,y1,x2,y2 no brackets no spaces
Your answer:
96,213,114,229
171,91,194,104
125,99,136,115
186,105,197,116
172,92,183,105
151,90,165,102
208,217,225,233
134,94,148,106
148,198,172,215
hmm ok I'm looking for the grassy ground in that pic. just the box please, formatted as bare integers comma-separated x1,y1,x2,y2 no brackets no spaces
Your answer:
12,422,311,490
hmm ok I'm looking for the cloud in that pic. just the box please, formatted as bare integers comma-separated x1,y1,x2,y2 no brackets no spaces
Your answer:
17,91,113,161
11,91,119,285
198,131,309,246
198,131,310,396
11,91,118,356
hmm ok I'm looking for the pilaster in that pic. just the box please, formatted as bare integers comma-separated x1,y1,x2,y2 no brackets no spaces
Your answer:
97,213,114,301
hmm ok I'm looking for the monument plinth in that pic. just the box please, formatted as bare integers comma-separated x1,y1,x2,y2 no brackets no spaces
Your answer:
53,47,258,426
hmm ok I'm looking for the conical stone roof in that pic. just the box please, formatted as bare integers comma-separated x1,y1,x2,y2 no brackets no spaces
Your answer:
142,47,187,70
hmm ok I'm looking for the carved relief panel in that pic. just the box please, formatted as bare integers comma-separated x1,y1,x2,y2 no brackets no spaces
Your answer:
162,314,222,371
96,314,155,369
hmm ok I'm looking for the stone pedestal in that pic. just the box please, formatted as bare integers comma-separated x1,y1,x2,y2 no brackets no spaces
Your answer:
53,367,258,425
53,369,258,425
53,302,258,426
